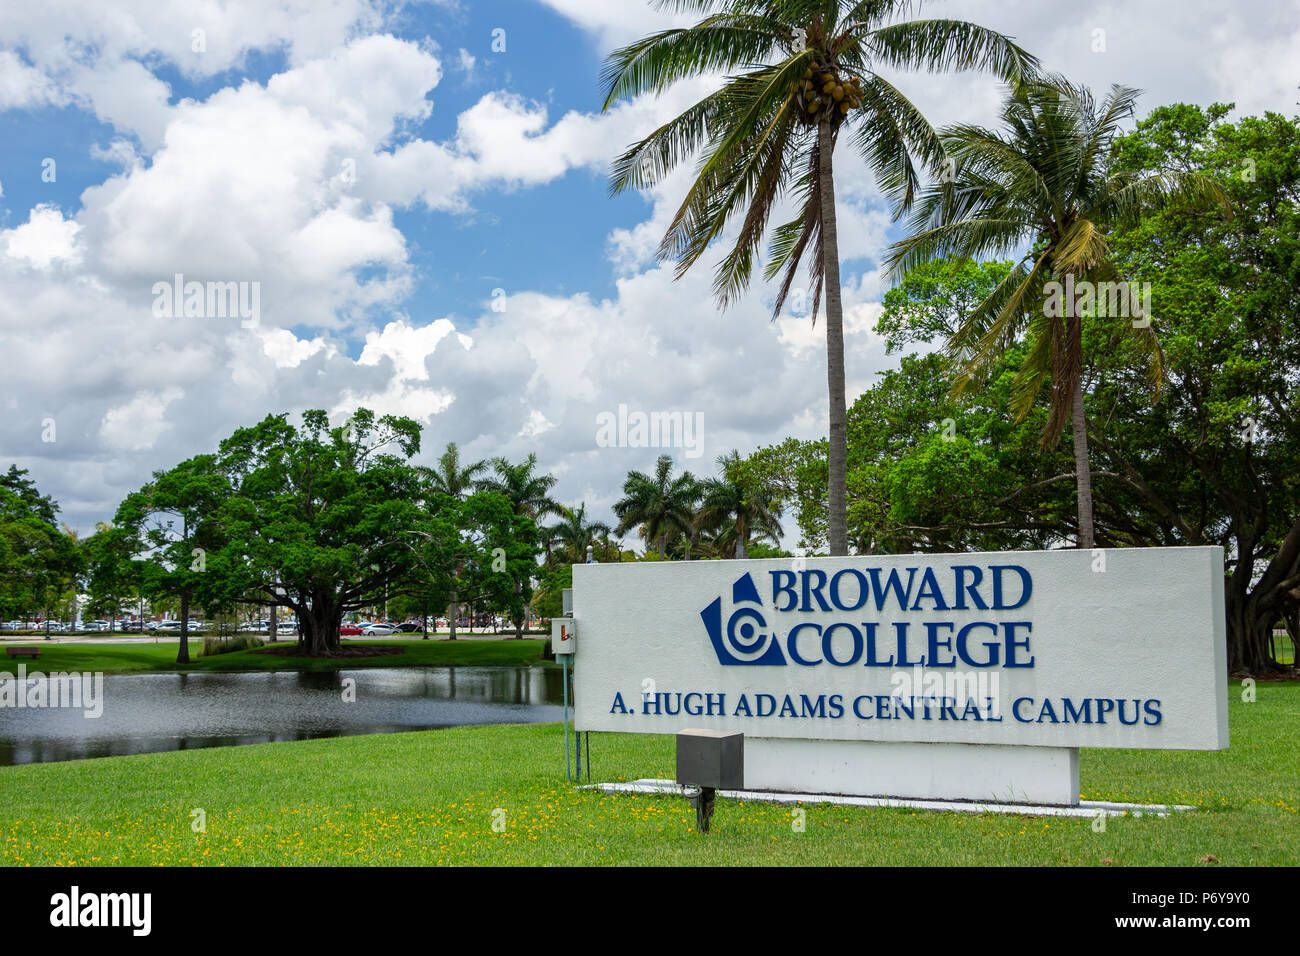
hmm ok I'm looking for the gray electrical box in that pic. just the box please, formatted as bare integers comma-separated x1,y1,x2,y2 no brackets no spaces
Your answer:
675,729,744,791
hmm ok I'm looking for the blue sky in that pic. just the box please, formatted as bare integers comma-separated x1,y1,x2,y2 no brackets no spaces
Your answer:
1,0,1296,543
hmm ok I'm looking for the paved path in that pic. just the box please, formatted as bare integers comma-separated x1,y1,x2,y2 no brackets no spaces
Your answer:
0,630,546,645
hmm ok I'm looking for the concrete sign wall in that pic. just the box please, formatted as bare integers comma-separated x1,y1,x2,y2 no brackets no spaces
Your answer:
572,547,1229,751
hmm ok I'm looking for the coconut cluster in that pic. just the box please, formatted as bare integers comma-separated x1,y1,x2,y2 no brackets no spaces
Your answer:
798,65,862,123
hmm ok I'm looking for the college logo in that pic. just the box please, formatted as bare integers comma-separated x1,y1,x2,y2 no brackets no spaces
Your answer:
700,572,786,665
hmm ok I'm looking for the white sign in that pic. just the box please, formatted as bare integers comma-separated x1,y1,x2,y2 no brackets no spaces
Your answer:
573,547,1229,750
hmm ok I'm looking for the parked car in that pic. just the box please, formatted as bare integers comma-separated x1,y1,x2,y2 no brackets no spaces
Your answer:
362,622,399,635
339,624,363,635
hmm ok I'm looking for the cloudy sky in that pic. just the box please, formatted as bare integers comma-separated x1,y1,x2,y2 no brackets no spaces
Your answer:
2,0,1297,542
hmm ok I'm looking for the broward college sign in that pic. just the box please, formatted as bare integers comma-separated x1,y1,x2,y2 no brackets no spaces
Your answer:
572,547,1229,805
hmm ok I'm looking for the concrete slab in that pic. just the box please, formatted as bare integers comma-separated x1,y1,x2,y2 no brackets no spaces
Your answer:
586,778,1196,819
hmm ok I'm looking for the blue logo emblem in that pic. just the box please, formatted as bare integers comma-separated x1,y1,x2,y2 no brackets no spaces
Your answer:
700,572,786,665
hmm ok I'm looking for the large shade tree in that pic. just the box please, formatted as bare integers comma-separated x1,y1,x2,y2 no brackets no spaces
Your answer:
602,0,1036,555
1101,102,1300,672
885,75,1231,548
203,408,427,656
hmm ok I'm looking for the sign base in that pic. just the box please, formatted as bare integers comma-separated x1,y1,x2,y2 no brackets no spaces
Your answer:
744,738,1081,806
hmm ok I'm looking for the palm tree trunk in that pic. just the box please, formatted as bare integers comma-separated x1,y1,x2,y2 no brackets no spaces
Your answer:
448,588,457,642
818,119,849,556
1071,375,1095,549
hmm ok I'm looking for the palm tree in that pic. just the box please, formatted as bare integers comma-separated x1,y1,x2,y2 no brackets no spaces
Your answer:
479,454,564,520
427,442,488,498
546,504,613,567
478,454,564,637
885,75,1231,548
423,442,488,641
602,0,1036,555
613,455,700,559
696,450,784,558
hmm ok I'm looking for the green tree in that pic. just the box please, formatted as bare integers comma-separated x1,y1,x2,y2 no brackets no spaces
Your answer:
124,409,428,657
477,454,561,638
1102,103,1300,672
696,450,784,558
427,442,489,498
115,456,230,662
602,0,1035,555
876,258,1013,354
743,437,828,552
545,503,612,567
886,75,1231,548
0,466,77,625
84,523,143,633
614,455,699,559
423,442,489,641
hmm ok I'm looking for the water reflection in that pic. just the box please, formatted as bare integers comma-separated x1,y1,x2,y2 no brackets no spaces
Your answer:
0,666,565,765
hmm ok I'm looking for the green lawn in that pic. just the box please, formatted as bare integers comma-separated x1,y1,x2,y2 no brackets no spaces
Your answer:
0,680,1294,866
0,639,551,674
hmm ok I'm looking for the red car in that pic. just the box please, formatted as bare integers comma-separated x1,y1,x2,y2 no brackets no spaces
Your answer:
339,624,363,635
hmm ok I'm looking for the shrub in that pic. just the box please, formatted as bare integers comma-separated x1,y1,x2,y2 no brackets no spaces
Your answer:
201,634,265,656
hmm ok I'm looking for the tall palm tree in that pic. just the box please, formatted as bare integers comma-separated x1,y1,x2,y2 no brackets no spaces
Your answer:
478,454,563,638
602,0,1036,555
427,442,488,499
423,442,487,641
593,529,624,563
546,504,613,567
479,454,564,520
614,455,700,559
885,75,1232,548
696,450,784,558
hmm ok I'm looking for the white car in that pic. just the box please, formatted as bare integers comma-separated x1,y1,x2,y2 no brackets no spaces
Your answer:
361,622,399,635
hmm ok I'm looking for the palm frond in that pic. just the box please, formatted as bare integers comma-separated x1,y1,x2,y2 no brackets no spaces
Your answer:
863,18,1039,81
600,16,785,109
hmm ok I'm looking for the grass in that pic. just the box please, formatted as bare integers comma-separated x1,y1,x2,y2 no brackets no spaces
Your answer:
0,639,552,674
0,680,1294,866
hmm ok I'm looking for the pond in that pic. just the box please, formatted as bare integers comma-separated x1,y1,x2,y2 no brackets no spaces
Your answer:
0,666,566,765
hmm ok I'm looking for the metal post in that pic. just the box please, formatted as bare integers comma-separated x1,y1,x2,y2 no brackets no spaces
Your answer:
562,655,571,783
573,653,582,781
